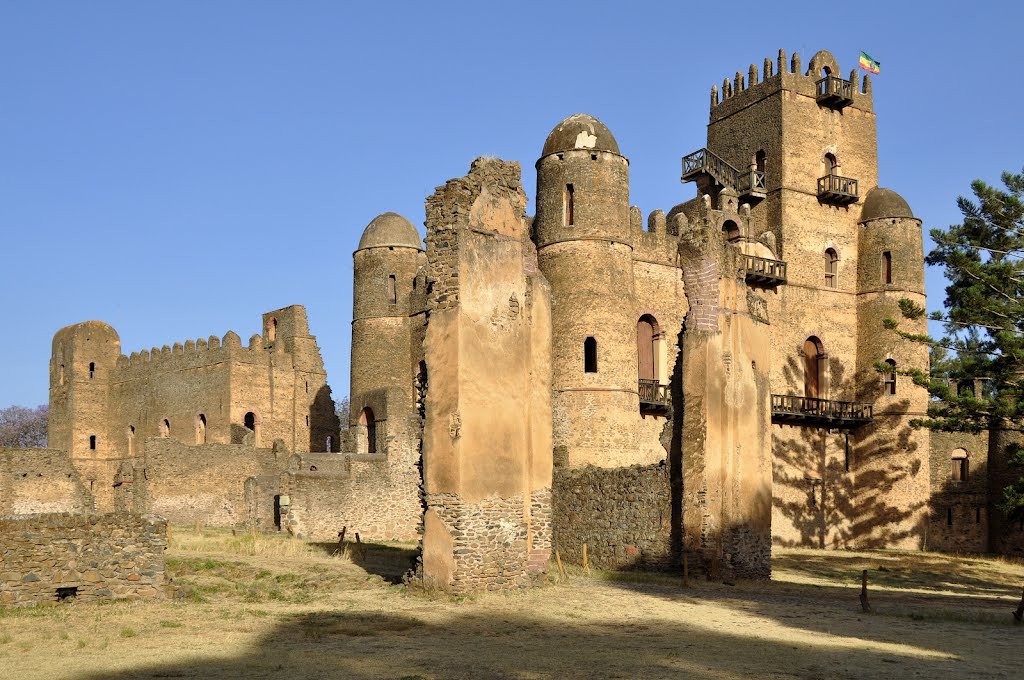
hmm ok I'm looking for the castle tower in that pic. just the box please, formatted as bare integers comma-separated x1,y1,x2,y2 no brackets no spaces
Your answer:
48,320,121,507
534,114,640,467
854,188,931,547
350,212,426,453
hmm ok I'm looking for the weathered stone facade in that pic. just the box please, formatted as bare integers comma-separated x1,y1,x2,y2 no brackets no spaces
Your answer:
0,513,166,606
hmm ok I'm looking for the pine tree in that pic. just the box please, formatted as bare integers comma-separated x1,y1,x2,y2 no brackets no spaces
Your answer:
886,168,1024,518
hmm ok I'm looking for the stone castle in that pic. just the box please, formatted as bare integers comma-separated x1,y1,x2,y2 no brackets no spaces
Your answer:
5,49,1022,596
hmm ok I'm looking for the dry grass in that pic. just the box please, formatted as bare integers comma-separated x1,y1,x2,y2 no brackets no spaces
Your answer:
0,529,1022,680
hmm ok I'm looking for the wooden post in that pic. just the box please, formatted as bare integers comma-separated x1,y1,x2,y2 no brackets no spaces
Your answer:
555,550,568,581
860,569,872,613
682,553,690,589
582,543,590,575
1013,586,1024,623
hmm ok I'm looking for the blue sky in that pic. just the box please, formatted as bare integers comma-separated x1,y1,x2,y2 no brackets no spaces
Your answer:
2,1,1021,407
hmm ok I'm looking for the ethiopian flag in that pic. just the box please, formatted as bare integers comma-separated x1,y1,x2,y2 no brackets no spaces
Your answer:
859,51,880,74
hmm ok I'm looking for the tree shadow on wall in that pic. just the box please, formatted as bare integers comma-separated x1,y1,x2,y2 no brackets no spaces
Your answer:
773,352,927,549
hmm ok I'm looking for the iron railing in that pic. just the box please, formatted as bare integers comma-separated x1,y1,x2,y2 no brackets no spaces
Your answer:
817,174,859,203
639,379,670,407
743,255,787,286
771,394,873,428
815,76,855,109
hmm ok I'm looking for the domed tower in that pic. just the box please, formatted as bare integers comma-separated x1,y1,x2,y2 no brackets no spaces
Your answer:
534,114,639,467
350,212,426,451
854,187,930,548
48,321,121,505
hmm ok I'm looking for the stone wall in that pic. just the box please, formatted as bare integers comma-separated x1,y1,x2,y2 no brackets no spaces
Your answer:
0,513,166,606
1,448,95,515
552,461,672,569
927,430,989,553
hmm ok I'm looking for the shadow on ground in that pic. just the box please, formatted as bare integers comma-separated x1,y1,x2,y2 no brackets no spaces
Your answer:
308,540,418,584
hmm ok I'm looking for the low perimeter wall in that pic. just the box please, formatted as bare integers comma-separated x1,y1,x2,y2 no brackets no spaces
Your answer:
0,513,167,606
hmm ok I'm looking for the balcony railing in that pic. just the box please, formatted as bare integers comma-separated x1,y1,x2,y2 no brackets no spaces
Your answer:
681,148,766,203
639,379,670,413
771,394,873,429
817,174,859,205
744,255,787,287
815,76,854,109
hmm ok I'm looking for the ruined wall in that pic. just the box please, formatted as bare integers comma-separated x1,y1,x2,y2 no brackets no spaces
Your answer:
420,158,553,592
0,448,95,515
137,438,284,526
927,430,989,552
0,513,166,606
552,460,672,569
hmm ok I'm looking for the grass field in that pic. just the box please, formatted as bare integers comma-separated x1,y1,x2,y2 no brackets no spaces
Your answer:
0,527,1021,680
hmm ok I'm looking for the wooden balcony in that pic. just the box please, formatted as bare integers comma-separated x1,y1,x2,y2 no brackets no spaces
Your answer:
681,148,766,205
817,174,859,205
639,379,670,414
743,255,786,287
736,169,767,202
815,76,854,110
771,394,873,429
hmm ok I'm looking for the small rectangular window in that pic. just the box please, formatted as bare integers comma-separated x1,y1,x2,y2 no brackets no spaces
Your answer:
387,274,397,304
882,251,892,284
946,507,953,526
89,435,96,450
584,336,597,373
564,184,574,226
975,507,981,524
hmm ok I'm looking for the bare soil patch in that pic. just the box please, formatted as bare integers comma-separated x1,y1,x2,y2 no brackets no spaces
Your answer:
0,528,1021,680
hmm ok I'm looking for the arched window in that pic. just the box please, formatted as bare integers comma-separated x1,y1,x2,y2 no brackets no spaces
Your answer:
59,364,65,385
564,184,575,226
388,274,397,304
636,315,660,382
824,248,838,288
160,419,170,438
754,149,766,173
196,414,207,445
244,411,256,431
89,362,95,379
584,337,598,373
89,435,96,450
268,318,277,343
325,435,333,452
803,337,826,399
883,359,897,395
821,65,831,78
881,251,892,284
824,153,838,176
359,407,377,454
951,448,969,482
127,426,135,456
722,220,740,242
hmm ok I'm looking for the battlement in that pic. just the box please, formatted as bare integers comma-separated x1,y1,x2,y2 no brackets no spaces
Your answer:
112,328,296,376
631,206,686,266
710,49,873,120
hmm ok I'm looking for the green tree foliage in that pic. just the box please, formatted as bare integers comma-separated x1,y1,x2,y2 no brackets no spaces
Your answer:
0,404,48,448
886,169,1024,518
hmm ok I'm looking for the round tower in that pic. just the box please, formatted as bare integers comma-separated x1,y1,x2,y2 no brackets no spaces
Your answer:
350,212,426,442
534,114,639,467
853,187,931,549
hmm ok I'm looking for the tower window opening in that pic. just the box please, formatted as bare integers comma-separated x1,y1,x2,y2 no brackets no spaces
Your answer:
359,407,377,454
89,362,95,379
976,507,982,524
59,364,65,385
305,415,309,427
754,149,766,173
722,220,740,242
883,359,897,395
824,248,838,288
268,318,277,343
824,153,838,176
803,337,826,399
844,434,851,472
388,274,397,304
89,435,96,450
244,412,256,430
160,419,170,438
946,507,953,526
882,251,892,284
564,184,575,226
951,449,969,482
325,435,333,452
127,425,135,456
196,414,207,445
584,337,598,373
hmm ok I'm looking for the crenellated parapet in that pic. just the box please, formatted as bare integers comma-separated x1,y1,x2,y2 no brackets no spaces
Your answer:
113,329,297,377
710,49,873,120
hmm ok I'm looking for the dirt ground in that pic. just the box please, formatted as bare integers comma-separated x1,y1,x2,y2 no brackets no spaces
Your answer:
0,528,1022,680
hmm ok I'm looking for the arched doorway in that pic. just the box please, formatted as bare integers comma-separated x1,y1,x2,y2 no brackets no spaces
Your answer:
359,407,377,454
